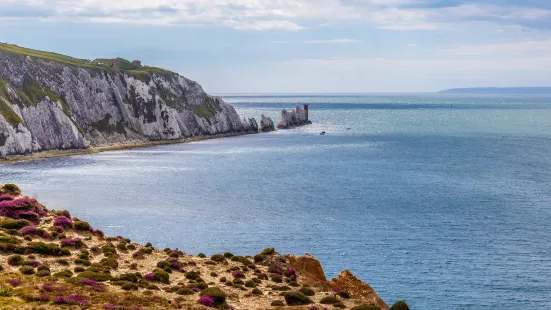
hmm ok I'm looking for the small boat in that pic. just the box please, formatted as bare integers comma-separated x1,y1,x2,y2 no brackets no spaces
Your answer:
320,131,326,135
346,128,351,130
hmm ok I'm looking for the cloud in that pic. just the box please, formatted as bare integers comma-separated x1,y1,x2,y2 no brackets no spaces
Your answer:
439,39,551,56
0,0,550,31
304,39,362,44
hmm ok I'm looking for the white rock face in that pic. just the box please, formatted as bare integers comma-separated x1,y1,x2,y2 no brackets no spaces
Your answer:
0,50,258,156
259,114,275,132
277,105,311,129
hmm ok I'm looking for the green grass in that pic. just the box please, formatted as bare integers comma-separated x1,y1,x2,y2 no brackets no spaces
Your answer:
0,44,112,71
0,80,25,127
194,96,223,119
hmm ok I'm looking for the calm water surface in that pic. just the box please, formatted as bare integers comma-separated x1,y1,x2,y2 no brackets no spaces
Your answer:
1,94,551,309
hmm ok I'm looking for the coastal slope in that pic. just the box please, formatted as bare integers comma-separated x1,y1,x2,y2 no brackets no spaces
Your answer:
0,184,401,309
0,44,257,157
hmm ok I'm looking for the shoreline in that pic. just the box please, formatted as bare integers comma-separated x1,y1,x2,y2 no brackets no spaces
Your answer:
0,131,260,163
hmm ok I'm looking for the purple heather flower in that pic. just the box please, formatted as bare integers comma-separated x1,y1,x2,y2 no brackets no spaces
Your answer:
284,268,296,277
332,287,341,292
82,279,99,287
9,279,22,287
0,194,14,202
54,216,73,227
192,287,201,292
66,294,89,306
32,260,41,267
38,294,51,302
170,261,182,271
198,295,215,307
54,296,66,304
54,226,64,233
18,226,37,236
232,271,245,278
42,284,55,292
103,304,118,310
144,273,154,280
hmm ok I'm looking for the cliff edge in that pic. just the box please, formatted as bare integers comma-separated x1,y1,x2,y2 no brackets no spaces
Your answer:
0,44,261,157
0,183,406,309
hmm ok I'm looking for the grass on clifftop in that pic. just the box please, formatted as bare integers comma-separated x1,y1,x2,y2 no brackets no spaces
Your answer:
0,44,176,78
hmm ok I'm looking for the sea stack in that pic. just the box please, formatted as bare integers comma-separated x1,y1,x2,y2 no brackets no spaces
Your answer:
277,105,312,129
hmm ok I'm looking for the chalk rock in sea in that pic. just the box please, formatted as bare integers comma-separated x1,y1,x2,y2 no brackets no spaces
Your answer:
277,105,311,129
242,117,259,132
259,114,275,132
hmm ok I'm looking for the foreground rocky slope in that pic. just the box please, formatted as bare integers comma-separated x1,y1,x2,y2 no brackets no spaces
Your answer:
0,44,270,157
0,184,408,309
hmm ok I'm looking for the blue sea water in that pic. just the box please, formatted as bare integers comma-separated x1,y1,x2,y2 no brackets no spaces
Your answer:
1,94,551,309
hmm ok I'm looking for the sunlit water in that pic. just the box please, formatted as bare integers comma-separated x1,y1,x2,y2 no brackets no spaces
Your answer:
2,94,551,309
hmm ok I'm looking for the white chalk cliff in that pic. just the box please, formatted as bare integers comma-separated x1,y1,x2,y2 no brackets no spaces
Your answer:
277,105,311,129
0,45,268,157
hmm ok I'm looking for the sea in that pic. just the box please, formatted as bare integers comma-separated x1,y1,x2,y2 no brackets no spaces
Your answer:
1,94,551,309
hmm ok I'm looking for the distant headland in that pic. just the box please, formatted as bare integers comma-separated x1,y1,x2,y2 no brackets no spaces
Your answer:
438,87,551,95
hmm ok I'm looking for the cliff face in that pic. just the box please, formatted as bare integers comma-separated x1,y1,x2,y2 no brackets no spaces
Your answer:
277,105,311,129
0,45,257,157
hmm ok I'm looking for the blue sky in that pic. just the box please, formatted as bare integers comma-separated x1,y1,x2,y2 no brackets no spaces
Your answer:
0,0,550,93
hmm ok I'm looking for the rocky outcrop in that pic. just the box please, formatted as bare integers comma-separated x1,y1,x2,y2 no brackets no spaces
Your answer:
0,45,260,157
259,114,275,132
287,253,328,285
331,270,389,310
277,105,311,129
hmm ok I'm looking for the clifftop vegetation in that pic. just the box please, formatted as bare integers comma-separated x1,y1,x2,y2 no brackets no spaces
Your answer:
0,184,407,309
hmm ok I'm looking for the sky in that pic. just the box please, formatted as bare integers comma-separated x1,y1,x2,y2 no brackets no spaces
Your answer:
0,0,550,93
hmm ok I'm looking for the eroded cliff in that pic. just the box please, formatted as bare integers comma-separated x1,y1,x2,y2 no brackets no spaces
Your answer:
0,44,259,157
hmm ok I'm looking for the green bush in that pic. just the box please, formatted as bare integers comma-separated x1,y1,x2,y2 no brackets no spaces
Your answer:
320,296,339,304
210,254,225,262
73,221,91,231
254,255,266,263
260,248,275,255
390,300,409,310
74,266,85,273
20,266,35,275
101,257,119,269
7,254,24,266
119,273,139,283
0,184,21,196
28,242,69,256
338,290,351,299
74,259,91,266
187,282,208,290
233,278,244,285
77,271,112,282
157,261,170,269
0,219,32,229
36,269,50,277
271,275,282,283
219,277,227,282
271,300,285,306
284,291,313,305
53,270,73,278
185,271,200,280
334,302,346,308
0,235,19,244
223,252,234,258
299,286,315,296
200,287,226,306
351,306,381,310
56,259,69,265
152,269,170,284
245,280,256,288
252,288,263,295
121,282,139,291
0,286,12,297
176,287,194,295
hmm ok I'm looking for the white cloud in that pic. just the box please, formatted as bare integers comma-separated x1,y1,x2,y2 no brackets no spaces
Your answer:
304,38,362,44
0,0,550,31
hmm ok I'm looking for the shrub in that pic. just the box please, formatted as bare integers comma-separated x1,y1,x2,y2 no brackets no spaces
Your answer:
74,267,85,273
245,280,256,288
0,219,32,229
119,273,139,283
271,275,282,283
320,296,339,304
351,306,381,310
60,238,84,249
219,277,227,282
53,270,73,278
284,291,313,305
9,279,22,286
177,287,195,295
75,259,91,266
254,255,266,263
252,288,263,295
101,258,119,269
0,184,21,196
390,300,409,310
334,302,346,308
53,216,73,227
232,270,245,278
20,266,35,275
0,197,45,224
337,290,351,299
121,282,138,291
74,221,91,231
223,252,234,258
185,271,200,280
0,286,12,297
28,241,71,255
152,269,170,284
77,271,112,282
271,300,285,306
198,295,215,307
56,259,69,265
157,260,170,269
200,287,226,306
198,253,206,258
211,254,225,262
233,279,244,285
284,268,296,277
8,254,24,266
299,286,316,296
260,248,275,255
